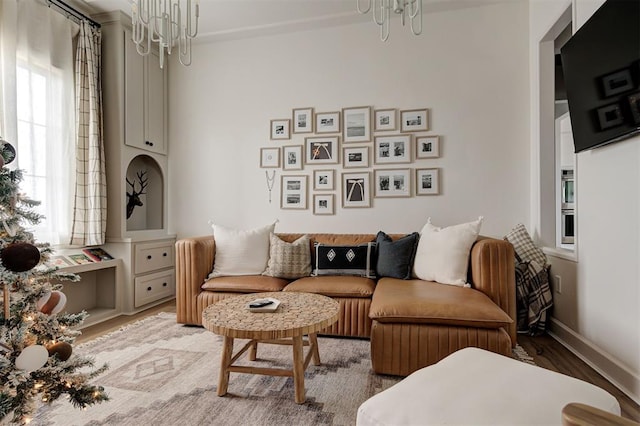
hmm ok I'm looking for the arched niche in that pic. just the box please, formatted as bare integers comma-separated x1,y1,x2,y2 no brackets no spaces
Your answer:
125,155,164,231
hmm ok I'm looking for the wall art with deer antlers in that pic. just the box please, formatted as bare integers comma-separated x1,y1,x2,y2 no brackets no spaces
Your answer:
126,170,148,219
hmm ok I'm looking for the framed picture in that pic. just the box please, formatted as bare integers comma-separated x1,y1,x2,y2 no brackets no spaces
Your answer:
342,172,371,208
281,175,308,209
416,168,440,195
601,69,634,98
400,109,429,132
596,103,624,130
374,169,411,198
270,119,290,140
629,92,640,124
343,106,371,143
343,146,369,168
315,111,341,133
314,169,334,191
416,135,440,159
374,109,397,131
293,107,314,133
374,135,412,164
260,147,280,168
305,136,339,164
283,145,303,170
313,194,335,215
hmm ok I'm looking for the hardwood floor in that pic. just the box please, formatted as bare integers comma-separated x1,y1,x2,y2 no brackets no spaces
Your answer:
76,301,640,422
518,333,640,422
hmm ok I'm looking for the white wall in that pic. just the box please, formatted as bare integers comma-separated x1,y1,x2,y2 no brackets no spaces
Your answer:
531,0,640,403
168,1,530,239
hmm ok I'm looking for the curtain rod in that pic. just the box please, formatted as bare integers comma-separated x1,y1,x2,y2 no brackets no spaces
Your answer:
47,0,101,29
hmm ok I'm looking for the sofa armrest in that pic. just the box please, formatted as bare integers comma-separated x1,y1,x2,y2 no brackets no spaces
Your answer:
176,236,215,324
470,237,516,346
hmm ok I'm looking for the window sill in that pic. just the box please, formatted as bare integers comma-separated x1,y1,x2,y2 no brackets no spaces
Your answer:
542,246,577,262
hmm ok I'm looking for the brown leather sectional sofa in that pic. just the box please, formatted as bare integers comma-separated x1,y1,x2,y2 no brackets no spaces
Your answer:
176,233,516,376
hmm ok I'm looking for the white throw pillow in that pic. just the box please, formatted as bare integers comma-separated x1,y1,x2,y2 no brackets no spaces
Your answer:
412,217,483,286
208,222,276,278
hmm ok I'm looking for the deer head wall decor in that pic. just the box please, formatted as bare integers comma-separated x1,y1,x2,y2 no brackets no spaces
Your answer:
126,170,148,219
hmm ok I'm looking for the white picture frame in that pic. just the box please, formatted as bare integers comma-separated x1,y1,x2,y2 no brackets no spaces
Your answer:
343,106,371,143
260,147,280,168
400,109,429,132
283,145,303,170
315,111,341,134
416,135,440,159
374,108,397,132
270,119,290,140
342,171,371,208
374,168,411,198
343,146,370,168
374,135,412,164
313,194,335,215
313,169,335,191
416,168,440,195
293,107,314,133
305,136,339,164
281,175,308,209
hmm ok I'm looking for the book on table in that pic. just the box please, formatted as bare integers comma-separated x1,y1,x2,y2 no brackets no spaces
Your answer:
82,247,114,262
68,253,94,264
246,298,281,313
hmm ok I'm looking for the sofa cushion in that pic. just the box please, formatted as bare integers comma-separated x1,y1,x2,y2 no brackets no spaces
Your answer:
413,217,482,287
369,278,512,328
312,242,376,278
208,222,276,278
202,275,289,293
283,276,375,298
375,231,420,280
262,233,311,279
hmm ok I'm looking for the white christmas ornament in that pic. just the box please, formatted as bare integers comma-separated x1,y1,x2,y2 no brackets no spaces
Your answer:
15,345,49,371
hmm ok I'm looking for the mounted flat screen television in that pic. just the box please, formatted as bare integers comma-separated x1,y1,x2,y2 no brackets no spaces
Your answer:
560,0,640,153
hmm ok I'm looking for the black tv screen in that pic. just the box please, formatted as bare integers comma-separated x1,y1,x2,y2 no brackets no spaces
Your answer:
560,0,640,153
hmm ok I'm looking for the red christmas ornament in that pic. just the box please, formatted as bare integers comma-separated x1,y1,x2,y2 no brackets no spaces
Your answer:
1,242,41,272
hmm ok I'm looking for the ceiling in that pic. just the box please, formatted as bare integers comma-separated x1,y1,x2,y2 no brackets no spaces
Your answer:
79,0,510,42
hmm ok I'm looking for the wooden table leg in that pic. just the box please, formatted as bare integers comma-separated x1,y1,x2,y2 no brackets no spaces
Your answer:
292,335,305,404
249,339,258,361
308,333,321,366
217,336,234,396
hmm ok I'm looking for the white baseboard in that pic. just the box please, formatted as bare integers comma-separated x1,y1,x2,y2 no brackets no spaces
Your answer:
549,318,640,405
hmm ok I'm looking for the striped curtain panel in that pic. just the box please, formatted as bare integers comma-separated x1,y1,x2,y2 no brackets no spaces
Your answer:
70,21,107,246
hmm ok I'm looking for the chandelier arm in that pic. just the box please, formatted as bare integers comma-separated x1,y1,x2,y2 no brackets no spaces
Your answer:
409,0,421,18
356,0,372,14
380,5,390,41
186,0,199,38
179,35,192,66
410,1,422,35
373,0,387,26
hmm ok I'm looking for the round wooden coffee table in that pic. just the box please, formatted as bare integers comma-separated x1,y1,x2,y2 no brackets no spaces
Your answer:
202,291,339,404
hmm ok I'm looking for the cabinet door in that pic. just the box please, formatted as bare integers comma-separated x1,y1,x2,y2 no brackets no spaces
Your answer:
144,50,167,154
124,35,145,151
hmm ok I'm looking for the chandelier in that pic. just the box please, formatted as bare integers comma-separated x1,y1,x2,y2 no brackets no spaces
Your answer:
357,0,422,42
131,0,200,68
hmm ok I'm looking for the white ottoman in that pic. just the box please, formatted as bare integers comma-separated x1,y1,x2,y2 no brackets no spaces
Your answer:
357,347,620,426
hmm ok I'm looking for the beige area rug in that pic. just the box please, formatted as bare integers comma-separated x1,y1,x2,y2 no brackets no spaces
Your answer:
33,313,534,426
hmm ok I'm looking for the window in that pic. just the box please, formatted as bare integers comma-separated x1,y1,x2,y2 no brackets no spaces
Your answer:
15,61,74,245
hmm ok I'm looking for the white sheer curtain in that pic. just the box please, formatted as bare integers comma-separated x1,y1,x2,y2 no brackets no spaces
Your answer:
0,0,77,245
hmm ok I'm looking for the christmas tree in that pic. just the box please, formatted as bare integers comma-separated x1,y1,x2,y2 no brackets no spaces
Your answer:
0,138,108,424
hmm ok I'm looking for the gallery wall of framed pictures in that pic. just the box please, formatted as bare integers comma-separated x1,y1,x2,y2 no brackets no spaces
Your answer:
260,106,442,214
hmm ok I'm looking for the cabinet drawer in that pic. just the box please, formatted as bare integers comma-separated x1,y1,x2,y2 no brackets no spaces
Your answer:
135,241,174,275
134,269,175,308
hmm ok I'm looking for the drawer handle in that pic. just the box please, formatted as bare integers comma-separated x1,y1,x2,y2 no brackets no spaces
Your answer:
163,282,167,287
147,286,152,291
147,255,152,260
163,252,167,257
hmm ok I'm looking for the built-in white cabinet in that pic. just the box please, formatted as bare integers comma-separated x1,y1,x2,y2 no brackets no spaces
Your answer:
97,11,175,315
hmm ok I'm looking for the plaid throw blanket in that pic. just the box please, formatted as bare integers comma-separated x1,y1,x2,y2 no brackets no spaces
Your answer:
514,259,553,334
505,224,554,335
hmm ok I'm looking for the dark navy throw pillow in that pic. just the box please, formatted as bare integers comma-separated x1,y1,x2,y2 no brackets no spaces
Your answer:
375,231,420,280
